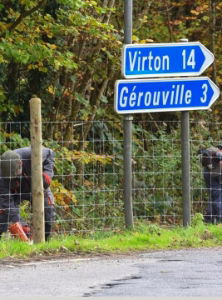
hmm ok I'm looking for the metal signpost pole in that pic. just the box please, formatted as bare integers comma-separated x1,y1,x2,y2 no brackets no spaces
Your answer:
123,0,134,228
181,110,190,226
180,38,190,227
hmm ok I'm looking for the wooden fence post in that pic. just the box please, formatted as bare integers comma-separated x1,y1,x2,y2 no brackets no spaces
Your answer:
30,97,45,243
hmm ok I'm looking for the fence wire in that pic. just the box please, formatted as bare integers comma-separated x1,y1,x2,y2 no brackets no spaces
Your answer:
0,119,219,236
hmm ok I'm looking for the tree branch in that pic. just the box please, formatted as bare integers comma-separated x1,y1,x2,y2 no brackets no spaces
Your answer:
164,0,174,42
8,0,46,32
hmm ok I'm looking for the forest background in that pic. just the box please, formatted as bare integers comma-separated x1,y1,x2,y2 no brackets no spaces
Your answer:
0,0,222,233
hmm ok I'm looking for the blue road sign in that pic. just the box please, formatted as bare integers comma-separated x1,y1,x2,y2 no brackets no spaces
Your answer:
122,42,214,78
115,77,220,114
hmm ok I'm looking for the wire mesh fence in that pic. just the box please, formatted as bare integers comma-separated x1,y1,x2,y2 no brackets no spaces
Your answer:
0,119,219,237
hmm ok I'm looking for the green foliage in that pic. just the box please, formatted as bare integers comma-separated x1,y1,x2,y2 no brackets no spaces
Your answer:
0,0,120,122
191,213,204,227
0,131,30,154
132,125,182,222
1,221,222,259
0,0,221,123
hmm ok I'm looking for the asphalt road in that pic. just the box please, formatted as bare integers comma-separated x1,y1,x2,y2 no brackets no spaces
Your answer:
1,248,222,296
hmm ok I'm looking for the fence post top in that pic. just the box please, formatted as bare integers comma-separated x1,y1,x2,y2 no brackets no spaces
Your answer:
30,96,41,103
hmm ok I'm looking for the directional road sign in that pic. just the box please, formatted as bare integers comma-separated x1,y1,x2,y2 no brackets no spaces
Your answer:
115,77,220,114
122,42,214,78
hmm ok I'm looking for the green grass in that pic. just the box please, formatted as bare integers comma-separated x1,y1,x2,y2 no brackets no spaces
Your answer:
1,214,222,260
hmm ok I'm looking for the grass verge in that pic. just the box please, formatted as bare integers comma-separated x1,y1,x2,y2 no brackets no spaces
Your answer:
1,214,222,260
